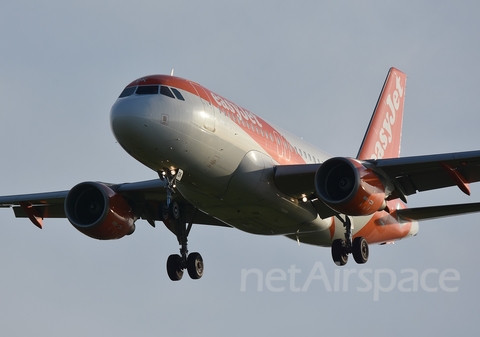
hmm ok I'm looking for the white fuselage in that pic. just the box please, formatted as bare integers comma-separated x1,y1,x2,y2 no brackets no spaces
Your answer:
110,75,418,246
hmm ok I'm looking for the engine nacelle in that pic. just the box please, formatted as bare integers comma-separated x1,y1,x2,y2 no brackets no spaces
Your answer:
315,157,387,216
65,182,135,240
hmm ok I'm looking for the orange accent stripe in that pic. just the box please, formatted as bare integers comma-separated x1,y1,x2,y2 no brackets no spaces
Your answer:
354,200,412,244
329,218,335,239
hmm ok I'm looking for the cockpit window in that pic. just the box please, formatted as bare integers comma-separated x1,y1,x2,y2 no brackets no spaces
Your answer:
160,86,175,99
119,84,185,101
171,88,185,101
119,86,136,98
136,85,159,95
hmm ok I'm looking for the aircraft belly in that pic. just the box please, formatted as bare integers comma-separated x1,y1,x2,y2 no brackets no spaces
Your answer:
178,183,332,236
176,150,332,236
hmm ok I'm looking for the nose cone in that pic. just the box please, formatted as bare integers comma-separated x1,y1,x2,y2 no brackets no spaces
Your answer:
110,97,151,146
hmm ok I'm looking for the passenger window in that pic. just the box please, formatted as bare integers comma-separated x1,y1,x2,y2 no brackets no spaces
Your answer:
119,86,136,98
160,86,175,98
171,88,185,101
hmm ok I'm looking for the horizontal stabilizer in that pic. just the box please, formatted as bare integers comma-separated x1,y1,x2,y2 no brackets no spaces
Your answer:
396,202,480,221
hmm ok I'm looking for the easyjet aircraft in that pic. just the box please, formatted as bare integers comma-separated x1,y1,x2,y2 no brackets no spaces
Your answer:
2,68,480,281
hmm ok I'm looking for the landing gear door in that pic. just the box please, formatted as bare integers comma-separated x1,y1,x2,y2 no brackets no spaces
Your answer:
191,83,216,132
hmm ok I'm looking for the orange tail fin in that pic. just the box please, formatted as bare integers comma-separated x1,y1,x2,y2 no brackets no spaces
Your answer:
357,68,407,160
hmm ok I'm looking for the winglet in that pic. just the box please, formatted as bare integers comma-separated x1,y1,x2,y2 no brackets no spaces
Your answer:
357,68,407,160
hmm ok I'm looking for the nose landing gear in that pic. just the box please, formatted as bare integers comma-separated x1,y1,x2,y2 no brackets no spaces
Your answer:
159,169,204,281
163,202,204,281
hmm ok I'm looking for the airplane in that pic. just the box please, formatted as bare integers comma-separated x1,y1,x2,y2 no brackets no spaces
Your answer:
2,67,480,281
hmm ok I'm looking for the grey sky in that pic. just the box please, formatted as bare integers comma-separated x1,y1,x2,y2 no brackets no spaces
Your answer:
1,1,480,336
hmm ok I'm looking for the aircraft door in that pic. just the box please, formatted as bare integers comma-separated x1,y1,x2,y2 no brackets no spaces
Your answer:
273,131,283,158
191,83,216,132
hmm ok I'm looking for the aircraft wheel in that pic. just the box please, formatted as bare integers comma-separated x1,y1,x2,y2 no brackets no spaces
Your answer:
331,239,348,266
169,202,180,220
187,252,204,279
352,237,369,264
167,254,184,281
161,203,169,221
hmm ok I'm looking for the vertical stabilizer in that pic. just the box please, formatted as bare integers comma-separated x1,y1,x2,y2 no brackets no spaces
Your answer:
357,68,407,160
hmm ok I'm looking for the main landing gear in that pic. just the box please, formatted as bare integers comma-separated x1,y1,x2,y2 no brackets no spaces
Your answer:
331,216,369,266
160,169,203,281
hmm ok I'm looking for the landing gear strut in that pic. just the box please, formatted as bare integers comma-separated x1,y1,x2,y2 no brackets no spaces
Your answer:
159,169,203,281
331,216,369,266
162,201,204,281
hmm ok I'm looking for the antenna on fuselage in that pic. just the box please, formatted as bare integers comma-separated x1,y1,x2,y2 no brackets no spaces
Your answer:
170,69,174,76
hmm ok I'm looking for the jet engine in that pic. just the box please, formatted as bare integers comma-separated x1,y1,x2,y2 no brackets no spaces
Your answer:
315,157,387,216
65,182,135,240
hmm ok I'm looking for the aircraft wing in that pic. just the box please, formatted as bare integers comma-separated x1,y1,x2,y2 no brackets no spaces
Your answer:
0,190,68,219
0,179,229,228
370,150,480,199
273,150,480,219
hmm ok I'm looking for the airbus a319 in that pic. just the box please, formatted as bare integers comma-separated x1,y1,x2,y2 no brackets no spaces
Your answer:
2,68,480,281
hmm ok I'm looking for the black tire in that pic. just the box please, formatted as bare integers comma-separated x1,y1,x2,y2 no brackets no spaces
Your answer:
161,203,169,221
166,254,184,281
187,252,204,279
331,239,348,266
169,202,180,220
352,237,369,264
